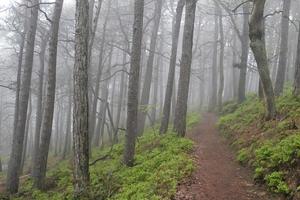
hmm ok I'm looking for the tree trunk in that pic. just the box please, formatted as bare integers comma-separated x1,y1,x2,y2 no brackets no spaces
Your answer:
173,0,197,137
123,0,144,167
238,4,250,103
73,0,90,197
293,21,300,96
217,6,225,112
208,3,219,111
20,93,32,174
32,31,49,177
114,51,127,143
89,0,111,148
33,0,64,189
274,0,291,96
137,0,163,135
249,0,276,120
6,0,39,194
160,0,185,134
63,80,72,159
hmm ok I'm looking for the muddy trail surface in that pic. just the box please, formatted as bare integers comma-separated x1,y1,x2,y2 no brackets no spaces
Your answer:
175,113,281,200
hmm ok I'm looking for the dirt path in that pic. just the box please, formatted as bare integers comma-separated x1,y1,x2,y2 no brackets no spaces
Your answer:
175,113,280,200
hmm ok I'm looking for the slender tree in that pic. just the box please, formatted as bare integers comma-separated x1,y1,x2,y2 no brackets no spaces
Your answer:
138,0,163,135
6,0,39,193
274,0,292,96
294,22,300,96
33,0,64,189
173,0,197,137
160,0,185,134
208,3,218,111
217,4,225,112
123,0,144,167
249,0,276,120
73,0,90,197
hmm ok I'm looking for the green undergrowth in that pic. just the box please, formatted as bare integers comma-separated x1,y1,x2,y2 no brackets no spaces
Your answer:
218,90,300,198
8,113,199,200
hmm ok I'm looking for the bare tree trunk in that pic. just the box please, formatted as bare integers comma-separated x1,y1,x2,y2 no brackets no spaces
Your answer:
137,0,163,135
160,0,185,134
293,21,300,96
63,79,72,159
32,31,49,177
238,4,250,103
209,3,219,111
249,0,276,120
123,0,144,167
274,0,291,96
173,0,197,137
217,6,224,112
7,0,39,194
20,93,32,174
73,0,90,196
114,51,127,143
89,0,111,147
33,0,64,189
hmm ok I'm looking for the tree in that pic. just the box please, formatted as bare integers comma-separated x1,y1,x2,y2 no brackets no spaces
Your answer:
249,0,276,120
238,3,250,103
160,0,185,134
274,0,292,96
294,22,300,96
217,3,225,112
32,29,50,178
123,0,144,167
209,2,218,111
138,0,163,135
33,0,64,189
73,0,90,197
6,0,40,194
173,0,197,137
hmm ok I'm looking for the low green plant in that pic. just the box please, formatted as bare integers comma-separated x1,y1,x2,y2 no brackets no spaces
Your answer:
13,122,198,200
265,172,290,194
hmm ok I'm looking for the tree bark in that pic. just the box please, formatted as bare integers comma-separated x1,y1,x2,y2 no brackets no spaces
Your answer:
73,0,90,197
123,0,144,167
160,0,185,134
6,0,39,194
137,0,163,135
249,0,276,120
274,0,291,96
173,0,197,137
33,0,64,189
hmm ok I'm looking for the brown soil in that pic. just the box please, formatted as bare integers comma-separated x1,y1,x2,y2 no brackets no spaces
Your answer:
175,113,281,200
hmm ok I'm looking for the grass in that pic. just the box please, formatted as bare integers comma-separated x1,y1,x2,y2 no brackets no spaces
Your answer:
218,90,300,198
6,113,200,200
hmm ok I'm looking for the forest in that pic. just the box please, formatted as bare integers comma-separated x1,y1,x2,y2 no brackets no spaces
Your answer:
0,0,299,199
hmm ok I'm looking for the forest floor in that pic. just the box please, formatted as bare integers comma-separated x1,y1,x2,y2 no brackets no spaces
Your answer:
175,113,281,200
